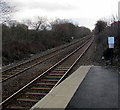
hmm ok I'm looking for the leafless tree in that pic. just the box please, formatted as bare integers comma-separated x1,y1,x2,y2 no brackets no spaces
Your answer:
0,0,14,23
32,17,48,31
22,17,52,31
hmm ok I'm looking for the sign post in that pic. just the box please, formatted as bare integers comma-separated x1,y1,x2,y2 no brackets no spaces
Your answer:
108,37,114,65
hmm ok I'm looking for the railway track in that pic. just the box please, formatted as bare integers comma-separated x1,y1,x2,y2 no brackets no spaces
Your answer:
1,36,90,83
1,37,94,110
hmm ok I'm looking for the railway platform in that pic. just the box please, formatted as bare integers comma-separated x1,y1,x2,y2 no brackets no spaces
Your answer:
30,66,119,109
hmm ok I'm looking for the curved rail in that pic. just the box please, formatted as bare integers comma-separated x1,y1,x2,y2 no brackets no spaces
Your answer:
1,37,94,110
1,36,90,83
50,37,94,92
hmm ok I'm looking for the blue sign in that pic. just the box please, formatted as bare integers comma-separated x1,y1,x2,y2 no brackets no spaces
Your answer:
108,37,114,44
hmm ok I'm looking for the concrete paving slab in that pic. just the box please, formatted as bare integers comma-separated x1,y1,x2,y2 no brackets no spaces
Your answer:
30,66,91,110
66,66,119,109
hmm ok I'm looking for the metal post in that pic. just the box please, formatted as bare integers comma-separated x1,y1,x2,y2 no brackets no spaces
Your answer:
110,48,113,65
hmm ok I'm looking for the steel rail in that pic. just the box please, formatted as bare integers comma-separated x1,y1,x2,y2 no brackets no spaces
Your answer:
1,37,93,107
49,37,94,93
2,36,87,72
1,36,90,83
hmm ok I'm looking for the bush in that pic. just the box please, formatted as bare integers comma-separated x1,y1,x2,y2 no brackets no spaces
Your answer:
2,19,91,65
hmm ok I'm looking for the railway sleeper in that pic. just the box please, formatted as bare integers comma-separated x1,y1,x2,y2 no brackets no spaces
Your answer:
52,70,67,72
30,87,51,94
45,76,61,79
34,84,52,87
41,79,58,82
31,87,51,91
57,66,69,68
49,73,64,76
30,89,50,94
36,82,55,86
25,92,47,96
52,71,66,73
55,68,68,71
24,91,44,97
50,71,65,74
19,92,45,100
17,98,39,103
6,105,30,110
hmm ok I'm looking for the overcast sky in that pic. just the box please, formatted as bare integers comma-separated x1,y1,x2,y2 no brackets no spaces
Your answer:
10,0,119,29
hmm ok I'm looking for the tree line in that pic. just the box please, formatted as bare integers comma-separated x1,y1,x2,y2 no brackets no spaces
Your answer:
94,19,120,65
2,18,91,65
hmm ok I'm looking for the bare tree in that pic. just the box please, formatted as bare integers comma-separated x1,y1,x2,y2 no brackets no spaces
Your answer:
33,17,48,31
0,0,14,23
23,17,52,31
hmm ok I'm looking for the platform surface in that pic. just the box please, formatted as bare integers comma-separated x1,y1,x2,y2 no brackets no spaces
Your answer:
30,66,91,110
66,66,119,109
31,66,119,110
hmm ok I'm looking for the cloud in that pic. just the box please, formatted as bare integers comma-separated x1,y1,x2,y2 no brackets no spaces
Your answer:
71,18,96,30
11,0,119,30
12,0,77,12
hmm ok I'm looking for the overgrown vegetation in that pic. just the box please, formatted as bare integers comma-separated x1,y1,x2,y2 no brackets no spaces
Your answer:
2,19,91,65
94,19,120,66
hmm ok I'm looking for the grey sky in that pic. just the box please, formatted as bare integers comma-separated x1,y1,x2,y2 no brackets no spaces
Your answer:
10,0,119,29
118,1,120,21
